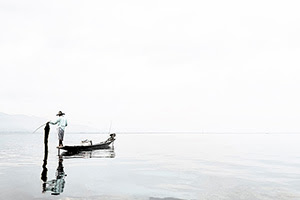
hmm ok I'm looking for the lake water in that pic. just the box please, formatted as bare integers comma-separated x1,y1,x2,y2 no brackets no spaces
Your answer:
0,132,300,200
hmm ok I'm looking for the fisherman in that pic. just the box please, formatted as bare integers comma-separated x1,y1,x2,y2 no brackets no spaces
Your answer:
48,111,68,148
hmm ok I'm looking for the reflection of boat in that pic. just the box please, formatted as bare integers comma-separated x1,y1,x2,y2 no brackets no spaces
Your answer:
62,147,115,159
59,133,116,152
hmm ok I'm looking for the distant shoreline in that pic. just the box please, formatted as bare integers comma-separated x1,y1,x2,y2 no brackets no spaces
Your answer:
1,131,300,135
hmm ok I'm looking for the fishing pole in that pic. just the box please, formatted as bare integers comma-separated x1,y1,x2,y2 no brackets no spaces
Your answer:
32,122,47,133
108,120,112,134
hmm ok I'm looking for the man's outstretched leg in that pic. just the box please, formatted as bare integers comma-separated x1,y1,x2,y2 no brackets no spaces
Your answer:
59,139,63,147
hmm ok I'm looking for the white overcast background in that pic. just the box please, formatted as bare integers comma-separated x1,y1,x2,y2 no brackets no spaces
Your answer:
1,0,300,132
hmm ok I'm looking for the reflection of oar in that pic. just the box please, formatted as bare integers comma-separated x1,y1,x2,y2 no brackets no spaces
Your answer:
33,123,47,133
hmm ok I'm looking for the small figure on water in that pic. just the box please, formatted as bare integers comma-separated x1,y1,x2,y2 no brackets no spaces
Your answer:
106,133,116,143
48,111,68,148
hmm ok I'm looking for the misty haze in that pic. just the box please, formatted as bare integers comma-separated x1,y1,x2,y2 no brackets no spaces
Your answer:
1,0,300,199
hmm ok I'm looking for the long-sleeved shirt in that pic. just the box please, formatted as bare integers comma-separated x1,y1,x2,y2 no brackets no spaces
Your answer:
50,116,68,131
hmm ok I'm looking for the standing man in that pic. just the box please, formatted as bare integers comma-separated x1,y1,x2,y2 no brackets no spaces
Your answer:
48,111,68,148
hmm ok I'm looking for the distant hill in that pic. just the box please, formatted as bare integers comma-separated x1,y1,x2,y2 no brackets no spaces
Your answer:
0,112,100,133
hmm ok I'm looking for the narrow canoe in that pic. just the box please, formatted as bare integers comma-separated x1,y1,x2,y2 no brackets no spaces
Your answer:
59,134,116,152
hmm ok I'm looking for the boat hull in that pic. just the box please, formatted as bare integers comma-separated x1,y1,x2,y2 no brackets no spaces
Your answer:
59,141,114,152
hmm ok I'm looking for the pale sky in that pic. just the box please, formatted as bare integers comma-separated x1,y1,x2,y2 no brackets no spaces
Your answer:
1,0,300,132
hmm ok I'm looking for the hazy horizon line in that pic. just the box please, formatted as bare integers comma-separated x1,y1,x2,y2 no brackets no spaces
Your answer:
1,131,300,134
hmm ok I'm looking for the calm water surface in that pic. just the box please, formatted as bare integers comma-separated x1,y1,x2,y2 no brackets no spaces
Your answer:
0,133,300,200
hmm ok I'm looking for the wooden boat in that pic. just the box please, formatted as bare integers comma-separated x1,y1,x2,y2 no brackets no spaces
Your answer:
58,133,116,152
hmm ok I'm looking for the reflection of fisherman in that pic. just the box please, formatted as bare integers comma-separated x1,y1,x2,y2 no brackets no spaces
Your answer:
43,155,67,195
48,111,67,147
